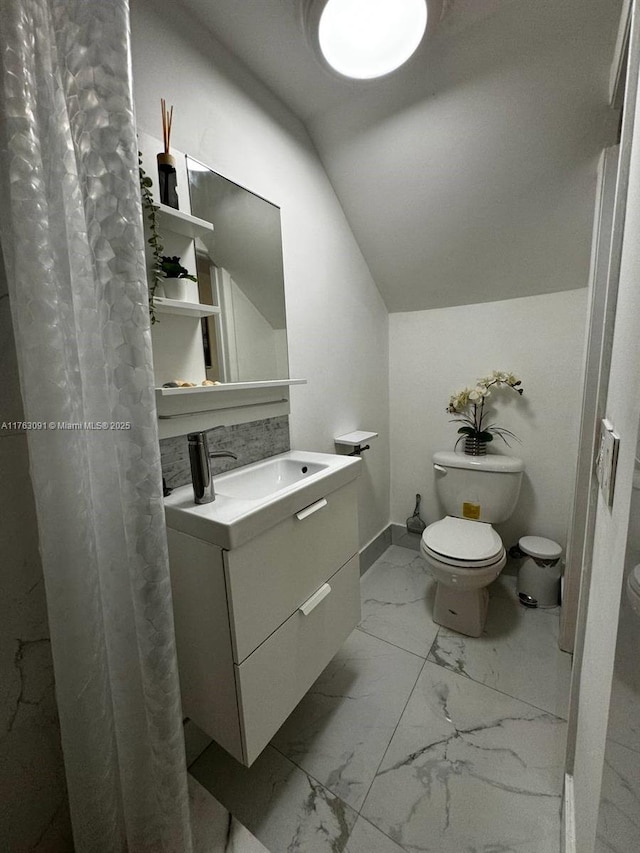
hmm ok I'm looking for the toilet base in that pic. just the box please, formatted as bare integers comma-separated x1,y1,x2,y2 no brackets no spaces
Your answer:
433,584,489,638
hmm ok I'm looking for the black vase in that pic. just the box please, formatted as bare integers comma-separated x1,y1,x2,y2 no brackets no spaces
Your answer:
464,435,487,456
157,152,178,209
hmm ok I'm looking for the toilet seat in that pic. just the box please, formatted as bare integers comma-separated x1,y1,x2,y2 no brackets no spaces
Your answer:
422,516,504,567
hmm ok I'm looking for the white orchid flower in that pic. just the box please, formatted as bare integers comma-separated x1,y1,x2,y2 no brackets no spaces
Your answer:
447,370,524,449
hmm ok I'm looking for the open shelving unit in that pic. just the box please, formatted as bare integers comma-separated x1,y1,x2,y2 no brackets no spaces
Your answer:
154,297,221,318
138,131,308,437
157,203,214,240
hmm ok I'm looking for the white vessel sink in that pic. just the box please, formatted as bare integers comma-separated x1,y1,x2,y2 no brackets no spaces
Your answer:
164,450,361,549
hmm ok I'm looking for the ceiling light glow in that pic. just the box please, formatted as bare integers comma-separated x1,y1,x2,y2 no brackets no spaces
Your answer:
318,0,427,80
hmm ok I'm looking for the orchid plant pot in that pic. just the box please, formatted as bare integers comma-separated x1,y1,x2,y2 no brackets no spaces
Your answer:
447,371,525,455
463,435,488,456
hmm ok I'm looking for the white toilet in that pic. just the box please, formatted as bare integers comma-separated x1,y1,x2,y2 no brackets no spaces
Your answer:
420,451,524,637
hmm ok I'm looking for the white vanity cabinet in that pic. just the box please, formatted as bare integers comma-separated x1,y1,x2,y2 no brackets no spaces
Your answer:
166,477,360,766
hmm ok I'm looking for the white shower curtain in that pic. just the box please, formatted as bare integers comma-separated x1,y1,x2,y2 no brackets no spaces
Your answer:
0,1,193,850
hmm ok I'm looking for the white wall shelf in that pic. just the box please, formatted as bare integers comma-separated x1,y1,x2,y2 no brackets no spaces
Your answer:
334,430,378,456
154,297,221,318
334,431,378,447
158,203,214,239
155,379,307,439
156,379,307,400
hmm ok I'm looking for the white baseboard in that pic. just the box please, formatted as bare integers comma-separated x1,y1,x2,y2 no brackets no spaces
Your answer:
562,773,576,853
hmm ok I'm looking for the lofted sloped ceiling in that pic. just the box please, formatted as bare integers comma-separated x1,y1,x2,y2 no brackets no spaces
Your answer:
179,0,621,312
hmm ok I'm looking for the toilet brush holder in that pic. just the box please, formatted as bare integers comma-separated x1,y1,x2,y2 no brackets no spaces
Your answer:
406,494,426,535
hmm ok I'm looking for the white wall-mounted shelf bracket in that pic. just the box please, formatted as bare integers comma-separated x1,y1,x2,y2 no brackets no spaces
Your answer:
334,430,378,456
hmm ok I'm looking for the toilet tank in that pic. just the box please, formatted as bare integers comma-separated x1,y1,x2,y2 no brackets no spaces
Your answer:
433,451,524,523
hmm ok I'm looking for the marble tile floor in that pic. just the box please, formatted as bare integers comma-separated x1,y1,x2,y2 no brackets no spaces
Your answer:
595,737,640,853
189,774,271,853
189,544,572,853
594,610,640,853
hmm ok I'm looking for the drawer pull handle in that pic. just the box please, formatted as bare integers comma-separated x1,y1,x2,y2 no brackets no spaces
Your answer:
299,583,332,616
296,498,328,521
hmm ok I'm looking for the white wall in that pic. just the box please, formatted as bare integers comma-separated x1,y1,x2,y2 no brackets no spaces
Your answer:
594,467,640,850
389,289,588,549
309,0,620,312
130,0,390,549
571,35,640,847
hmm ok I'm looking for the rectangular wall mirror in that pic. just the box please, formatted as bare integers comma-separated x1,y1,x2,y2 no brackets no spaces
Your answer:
186,157,289,383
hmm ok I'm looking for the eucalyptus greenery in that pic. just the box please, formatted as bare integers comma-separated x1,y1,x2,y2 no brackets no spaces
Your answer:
138,152,163,324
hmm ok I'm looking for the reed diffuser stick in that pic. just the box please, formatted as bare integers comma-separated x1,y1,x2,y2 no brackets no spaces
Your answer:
161,98,174,154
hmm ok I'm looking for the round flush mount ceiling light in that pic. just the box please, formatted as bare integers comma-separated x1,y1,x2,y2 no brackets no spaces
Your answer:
310,0,428,80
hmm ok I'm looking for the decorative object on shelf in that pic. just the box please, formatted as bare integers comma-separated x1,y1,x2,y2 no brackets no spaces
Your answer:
138,151,164,324
159,255,197,301
162,379,222,389
157,98,179,209
446,371,524,456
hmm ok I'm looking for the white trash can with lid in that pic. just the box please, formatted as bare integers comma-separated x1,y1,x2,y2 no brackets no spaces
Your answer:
516,536,562,608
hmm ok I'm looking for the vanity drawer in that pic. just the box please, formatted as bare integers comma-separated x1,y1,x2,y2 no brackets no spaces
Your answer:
235,554,360,765
223,479,358,663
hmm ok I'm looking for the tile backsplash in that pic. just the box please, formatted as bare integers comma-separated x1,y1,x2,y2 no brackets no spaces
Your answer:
160,416,291,490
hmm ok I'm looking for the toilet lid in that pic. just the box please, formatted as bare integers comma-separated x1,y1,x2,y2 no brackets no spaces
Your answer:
422,516,503,562
519,536,562,561
629,564,640,598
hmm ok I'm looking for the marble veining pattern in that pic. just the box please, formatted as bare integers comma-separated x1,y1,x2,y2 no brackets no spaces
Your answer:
191,741,358,853
362,662,566,852
272,628,424,810
191,545,570,853
345,816,407,853
428,576,572,718
595,738,640,853
160,415,290,489
359,549,438,658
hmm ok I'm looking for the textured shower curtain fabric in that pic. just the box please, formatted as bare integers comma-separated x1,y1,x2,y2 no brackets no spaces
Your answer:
0,1,193,851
